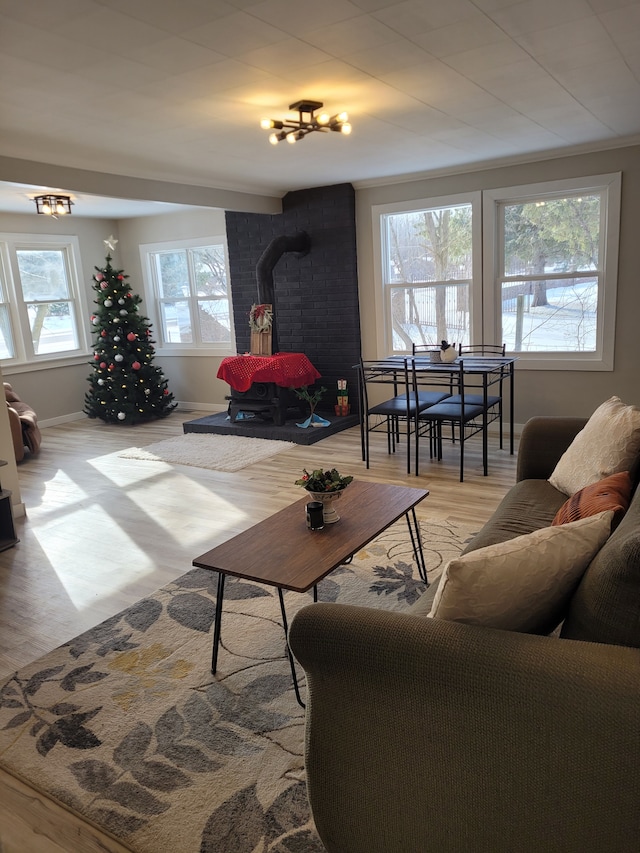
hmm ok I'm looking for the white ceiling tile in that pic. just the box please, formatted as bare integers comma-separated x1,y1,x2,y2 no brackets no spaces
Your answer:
248,0,363,35
301,15,398,56
444,41,531,76
412,14,507,58
347,40,434,76
132,38,227,75
181,12,289,55
92,0,238,31
489,0,595,37
373,0,481,34
52,7,169,53
239,39,333,73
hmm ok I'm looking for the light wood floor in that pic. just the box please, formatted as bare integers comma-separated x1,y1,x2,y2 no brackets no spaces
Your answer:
0,411,518,677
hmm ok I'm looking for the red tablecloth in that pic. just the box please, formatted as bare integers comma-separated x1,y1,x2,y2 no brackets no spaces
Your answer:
217,353,321,392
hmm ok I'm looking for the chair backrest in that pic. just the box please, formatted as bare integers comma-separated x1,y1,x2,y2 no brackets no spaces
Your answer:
358,358,411,411
458,343,506,356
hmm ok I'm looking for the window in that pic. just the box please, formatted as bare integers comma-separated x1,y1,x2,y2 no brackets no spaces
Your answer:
484,174,620,370
0,234,88,365
374,175,620,370
375,193,482,355
141,237,235,352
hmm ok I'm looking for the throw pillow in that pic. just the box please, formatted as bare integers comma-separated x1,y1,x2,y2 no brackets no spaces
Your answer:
427,510,613,634
548,397,640,496
552,471,632,527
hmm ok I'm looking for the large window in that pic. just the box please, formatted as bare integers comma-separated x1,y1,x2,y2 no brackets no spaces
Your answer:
0,235,88,365
375,175,620,370
376,193,482,354
484,174,620,369
141,237,234,352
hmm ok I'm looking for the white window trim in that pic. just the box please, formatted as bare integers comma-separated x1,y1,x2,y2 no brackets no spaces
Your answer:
139,235,236,356
482,173,621,371
372,191,483,356
0,233,90,368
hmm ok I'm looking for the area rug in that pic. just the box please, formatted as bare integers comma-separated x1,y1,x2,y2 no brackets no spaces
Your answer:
0,518,475,853
183,411,361,446
118,433,296,472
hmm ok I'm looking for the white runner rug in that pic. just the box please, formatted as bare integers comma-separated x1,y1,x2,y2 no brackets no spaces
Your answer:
119,432,296,472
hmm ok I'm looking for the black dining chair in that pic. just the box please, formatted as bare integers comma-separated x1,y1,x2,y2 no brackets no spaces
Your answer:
453,343,506,448
357,358,449,474
411,359,489,482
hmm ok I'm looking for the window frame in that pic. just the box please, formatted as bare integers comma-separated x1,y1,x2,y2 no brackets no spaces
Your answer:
0,233,90,369
372,191,483,356
140,236,236,355
483,173,621,371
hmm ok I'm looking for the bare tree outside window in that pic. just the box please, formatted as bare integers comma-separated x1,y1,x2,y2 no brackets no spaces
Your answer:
383,204,472,352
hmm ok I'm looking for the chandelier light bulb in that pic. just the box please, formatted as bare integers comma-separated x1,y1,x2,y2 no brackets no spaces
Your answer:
341,122,352,135
317,112,330,125
269,132,279,145
42,201,51,214
260,118,273,130
337,111,349,123
286,132,297,144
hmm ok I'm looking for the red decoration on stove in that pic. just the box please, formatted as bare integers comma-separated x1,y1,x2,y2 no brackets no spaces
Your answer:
217,353,321,393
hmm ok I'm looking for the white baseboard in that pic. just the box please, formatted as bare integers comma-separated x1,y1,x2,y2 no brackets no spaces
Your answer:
39,403,227,429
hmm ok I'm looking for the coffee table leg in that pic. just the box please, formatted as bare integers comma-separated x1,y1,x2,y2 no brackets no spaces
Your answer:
277,588,305,709
406,508,427,584
211,572,226,674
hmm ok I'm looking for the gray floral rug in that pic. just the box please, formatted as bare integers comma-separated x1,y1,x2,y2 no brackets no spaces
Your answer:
0,518,474,853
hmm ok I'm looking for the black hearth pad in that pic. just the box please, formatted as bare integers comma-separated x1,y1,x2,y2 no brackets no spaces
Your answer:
182,411,360,445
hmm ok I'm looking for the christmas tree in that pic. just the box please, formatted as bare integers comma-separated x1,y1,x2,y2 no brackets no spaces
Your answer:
85,245,176,424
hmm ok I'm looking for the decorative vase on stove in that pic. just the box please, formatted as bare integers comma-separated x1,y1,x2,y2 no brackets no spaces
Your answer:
308,490,343,523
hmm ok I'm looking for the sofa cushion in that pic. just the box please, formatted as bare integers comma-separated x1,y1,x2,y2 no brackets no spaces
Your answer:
561,486,640,647
422,511,613,634
461,479,567,555
552,471,632,527
548,397,640,496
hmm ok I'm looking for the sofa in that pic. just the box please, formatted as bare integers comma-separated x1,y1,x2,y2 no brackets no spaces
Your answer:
4,382,41,462
289,410,640,853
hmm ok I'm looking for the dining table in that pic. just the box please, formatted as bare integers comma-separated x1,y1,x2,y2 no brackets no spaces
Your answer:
362,354,517,456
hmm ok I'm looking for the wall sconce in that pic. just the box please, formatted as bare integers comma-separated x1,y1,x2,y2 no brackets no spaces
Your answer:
33,194,74,217
260,100,352,145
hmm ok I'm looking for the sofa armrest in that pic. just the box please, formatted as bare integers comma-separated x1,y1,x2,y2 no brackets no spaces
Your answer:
290,603,640,853
516,416,587,482
6,404,25,462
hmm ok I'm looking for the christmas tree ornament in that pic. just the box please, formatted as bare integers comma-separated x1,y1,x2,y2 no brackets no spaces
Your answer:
118,298,125,305
115,354,124,362
104,299,113,307
97,379,104,385
100,282,108,290
119,309,127,316
132,361,141,370
100,362,107,368
114,335,120,342
117,412,126,420
127,332,136,341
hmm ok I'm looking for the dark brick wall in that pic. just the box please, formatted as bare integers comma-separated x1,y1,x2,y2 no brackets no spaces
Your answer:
225,183,361,413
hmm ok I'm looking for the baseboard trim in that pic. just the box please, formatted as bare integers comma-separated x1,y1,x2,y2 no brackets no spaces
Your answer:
39,403,227,429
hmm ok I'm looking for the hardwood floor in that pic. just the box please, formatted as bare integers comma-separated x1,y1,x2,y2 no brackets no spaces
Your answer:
0,410,518,677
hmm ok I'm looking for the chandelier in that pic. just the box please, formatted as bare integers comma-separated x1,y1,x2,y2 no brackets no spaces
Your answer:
33,194,74,217
260,100,351,145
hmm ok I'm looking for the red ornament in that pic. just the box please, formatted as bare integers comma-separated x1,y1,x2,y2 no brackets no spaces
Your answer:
132,361,141,370
100,362,107,369
100,282,108,290
127,332,136,341
117,275,124,281
163,389,169,395
101,330,107,337
108,364,115,371
95,273,104,281
94,353,100,360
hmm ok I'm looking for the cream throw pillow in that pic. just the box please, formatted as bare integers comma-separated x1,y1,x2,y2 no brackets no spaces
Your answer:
548,396,640,496
427,510,613,633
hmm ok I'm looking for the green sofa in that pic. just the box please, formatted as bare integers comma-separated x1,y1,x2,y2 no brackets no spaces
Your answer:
289,416,640,853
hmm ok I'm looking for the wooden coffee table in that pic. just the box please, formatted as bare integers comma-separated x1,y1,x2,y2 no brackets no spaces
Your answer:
192,480,429,705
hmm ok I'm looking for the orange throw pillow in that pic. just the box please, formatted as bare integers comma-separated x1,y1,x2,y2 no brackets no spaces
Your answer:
552,471,632,527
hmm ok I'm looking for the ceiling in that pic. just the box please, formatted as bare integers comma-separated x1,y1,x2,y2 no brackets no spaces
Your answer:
1,0,640,218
